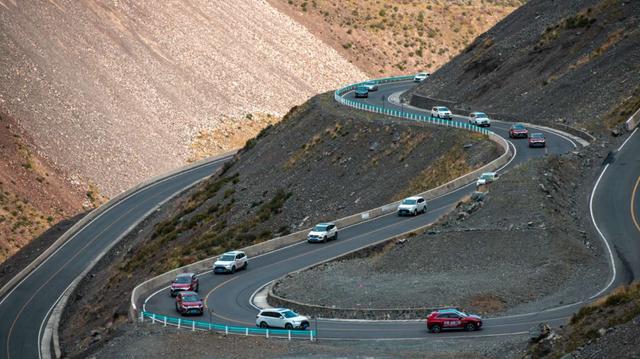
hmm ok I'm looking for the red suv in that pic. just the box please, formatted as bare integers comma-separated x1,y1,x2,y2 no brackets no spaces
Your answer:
170,273,199,296
175,291,204,316
426,309,483,333
509,123,529,138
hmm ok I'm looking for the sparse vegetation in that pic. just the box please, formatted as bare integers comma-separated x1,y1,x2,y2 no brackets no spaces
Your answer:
277,0,523,75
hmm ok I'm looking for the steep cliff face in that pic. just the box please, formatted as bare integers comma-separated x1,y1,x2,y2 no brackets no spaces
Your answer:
408,0,640,133
0,0,365,197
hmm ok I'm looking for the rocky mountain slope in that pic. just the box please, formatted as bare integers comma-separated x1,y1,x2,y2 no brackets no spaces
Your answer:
59,92,500,357
273,148,609,317
269,0,525,76
0,113,88,263
406,0,640,134
0,0,365,197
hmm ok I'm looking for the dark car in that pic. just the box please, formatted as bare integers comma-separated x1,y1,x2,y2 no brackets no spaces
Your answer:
175,291,204,316
426,309,483,333
528,133,546,147
354,86,369,98
509,123,529,138
170,273,199,296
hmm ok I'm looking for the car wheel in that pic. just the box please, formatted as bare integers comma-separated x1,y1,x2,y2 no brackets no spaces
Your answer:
259,321,268,329
430,324,441,333
231,266,236,274
413,209,417,216
334,233,338,241
422,206,427,214
243,261,248,270
300,322,309,330
323,236,327,243
465,323,476,331
285,323,293,330
194,284,199,292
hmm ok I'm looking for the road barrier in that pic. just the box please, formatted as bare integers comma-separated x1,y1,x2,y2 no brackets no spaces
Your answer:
626,107,640,131
140,311,315,341
131,75,513,336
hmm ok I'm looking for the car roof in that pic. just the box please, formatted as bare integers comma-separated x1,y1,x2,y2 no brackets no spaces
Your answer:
471,112,486,115
176,272,195,277
481,172,496,176
530,132,544,136
179,291,198,296
222,250,245,255
404,196,424,200
437,106,450,110
316,222,335,226
512,123,526,127
261,308,293,313
435,308,463,314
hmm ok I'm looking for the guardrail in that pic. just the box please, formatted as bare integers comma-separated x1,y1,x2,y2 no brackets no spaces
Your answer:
334,75,493,136
140,311,315,341
133,75,512,340
626,107,640,131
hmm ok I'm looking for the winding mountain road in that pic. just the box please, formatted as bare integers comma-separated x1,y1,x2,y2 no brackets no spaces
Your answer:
0,79,637,359
141,81,615,340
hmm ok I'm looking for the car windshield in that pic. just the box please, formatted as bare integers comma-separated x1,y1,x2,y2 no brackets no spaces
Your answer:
219,254,235,261
438,107,449,111
480,174,493,180
531,133,544,138
313,224,329,231
282,310,299,318
182,294,200,302
175,276,191,283
356,86,367,91
474,113,487,118
402,199,417,205
513,124,526,130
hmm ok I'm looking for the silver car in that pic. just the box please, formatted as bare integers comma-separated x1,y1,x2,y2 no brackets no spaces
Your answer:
362,81,379,91
397,196,427,216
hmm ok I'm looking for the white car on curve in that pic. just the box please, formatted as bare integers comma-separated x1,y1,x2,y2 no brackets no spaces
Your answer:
397,196,428,216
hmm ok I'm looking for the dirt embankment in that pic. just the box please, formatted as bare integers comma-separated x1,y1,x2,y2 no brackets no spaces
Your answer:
0,0,365,197
59,92,500,358
0,113,89,264
407,0,640,134
273,146,610,317
269,0,524,76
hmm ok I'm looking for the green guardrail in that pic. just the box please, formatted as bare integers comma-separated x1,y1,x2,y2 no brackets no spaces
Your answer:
334,76,493,136
141,311,316,341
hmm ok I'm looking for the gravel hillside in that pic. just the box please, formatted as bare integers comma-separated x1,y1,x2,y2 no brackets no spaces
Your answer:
273,148,609,317
60,92,500,357
0,0,365,197
406,0,640,133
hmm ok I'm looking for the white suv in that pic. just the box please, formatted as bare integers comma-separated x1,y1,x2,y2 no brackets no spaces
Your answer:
414,72,430,82
397,196,427,216
213,250,248,274
476,172,498,187
431,106,452,120
256,308,310,330
469,112,491,127
307,222,338,243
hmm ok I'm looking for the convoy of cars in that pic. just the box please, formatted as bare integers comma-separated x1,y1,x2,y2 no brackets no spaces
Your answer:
397,196,428,216
307,222,338,243
255,308,310,330
162,80,563,334
213,250,248,274
430,106,453,120
426,309,483,333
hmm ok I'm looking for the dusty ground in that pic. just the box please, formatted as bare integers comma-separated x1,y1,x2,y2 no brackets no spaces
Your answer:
60,92,500,357
0,113,89,263
407,0,640,134
269,0,524,76
273,147,609,317
0,0,365,197
87,321,528,359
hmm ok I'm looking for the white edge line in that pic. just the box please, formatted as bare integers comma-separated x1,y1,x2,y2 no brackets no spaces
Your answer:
39,170,222,359
0,157,228,309
588,162,615,300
